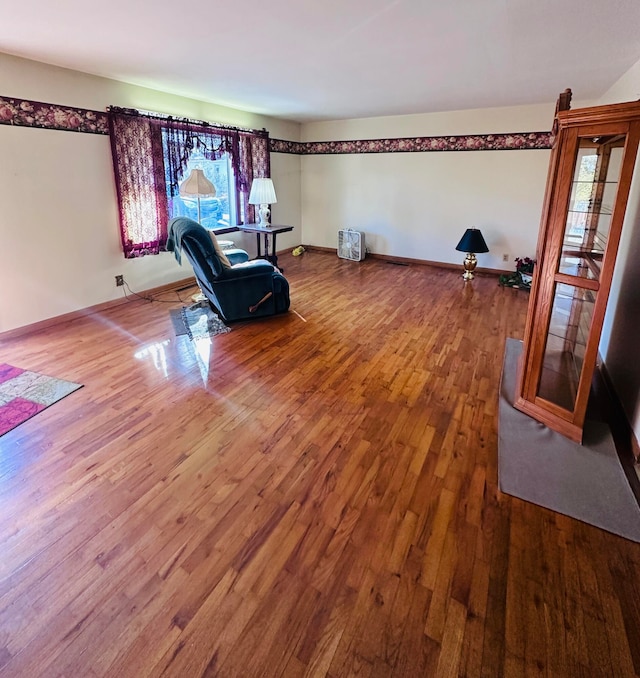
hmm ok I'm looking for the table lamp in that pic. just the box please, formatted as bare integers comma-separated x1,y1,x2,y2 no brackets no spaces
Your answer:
248,178,277,227
455,228,489,280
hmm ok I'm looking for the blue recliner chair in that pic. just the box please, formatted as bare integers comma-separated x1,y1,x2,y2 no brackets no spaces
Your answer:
167,217,290,322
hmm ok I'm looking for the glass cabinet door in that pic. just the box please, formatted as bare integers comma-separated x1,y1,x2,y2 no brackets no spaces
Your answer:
536,134,625,411
557,136,624,281
537,282,596,411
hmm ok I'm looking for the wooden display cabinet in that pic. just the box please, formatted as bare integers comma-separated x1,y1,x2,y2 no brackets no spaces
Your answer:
514,94,640,443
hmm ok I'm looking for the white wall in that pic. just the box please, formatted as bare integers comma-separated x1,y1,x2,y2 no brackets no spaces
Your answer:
300,104,556,270
0,53,301,333
597,57,640,441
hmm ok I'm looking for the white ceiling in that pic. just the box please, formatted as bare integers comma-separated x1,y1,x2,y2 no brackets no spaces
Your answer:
2,0,640,122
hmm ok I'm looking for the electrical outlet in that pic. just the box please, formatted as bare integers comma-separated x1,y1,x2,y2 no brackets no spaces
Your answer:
115,275,124,287
502,254,509,262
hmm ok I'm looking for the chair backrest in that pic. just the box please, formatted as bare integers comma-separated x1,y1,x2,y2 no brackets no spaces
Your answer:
167,217,226,280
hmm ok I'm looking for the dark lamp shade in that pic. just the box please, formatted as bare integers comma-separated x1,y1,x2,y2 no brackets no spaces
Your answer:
455,228,489,253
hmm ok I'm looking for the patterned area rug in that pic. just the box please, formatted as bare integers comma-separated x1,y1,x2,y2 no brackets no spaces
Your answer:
0,363,83,437
170,302,231,340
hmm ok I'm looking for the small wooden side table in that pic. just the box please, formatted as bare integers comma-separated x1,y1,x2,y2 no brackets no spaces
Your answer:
238,224,294,271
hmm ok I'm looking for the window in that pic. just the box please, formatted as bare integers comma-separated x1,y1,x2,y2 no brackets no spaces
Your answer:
108,107,270,257
164,145,237,230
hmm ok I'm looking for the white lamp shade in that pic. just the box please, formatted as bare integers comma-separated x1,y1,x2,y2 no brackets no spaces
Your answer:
248,178,277,205
179,169,216,198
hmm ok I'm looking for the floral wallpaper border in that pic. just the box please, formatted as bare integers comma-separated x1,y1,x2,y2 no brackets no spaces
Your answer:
1,95,553,152
0,95,109,134
270,131,553,155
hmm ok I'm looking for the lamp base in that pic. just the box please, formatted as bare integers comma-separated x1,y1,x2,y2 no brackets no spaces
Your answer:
462,252,477,280
257,204,271,227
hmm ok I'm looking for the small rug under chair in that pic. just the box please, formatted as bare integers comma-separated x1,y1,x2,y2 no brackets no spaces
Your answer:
170,301,230,341
498,338,640,543
0,363,83,437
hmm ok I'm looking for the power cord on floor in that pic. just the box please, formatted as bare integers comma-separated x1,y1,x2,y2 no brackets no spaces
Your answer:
120,279,194,304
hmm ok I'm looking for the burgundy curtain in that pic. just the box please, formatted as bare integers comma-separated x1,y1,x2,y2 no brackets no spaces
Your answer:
107,107,271,258
237,131,271,225
107,111,168,257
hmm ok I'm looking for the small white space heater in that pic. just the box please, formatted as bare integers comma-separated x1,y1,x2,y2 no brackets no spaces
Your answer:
337,229,366,262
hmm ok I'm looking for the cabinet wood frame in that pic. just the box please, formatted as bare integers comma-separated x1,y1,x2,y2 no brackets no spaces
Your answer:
514,99,640,443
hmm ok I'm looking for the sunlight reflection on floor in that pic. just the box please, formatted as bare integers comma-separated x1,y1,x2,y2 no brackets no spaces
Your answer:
134,336,212,386
192,337,211,384
134,340,170,378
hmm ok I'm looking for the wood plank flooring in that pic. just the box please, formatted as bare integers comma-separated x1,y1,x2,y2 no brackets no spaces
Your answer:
0,251,639,677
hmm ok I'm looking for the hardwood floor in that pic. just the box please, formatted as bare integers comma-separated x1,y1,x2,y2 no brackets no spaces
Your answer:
0,252,639,677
